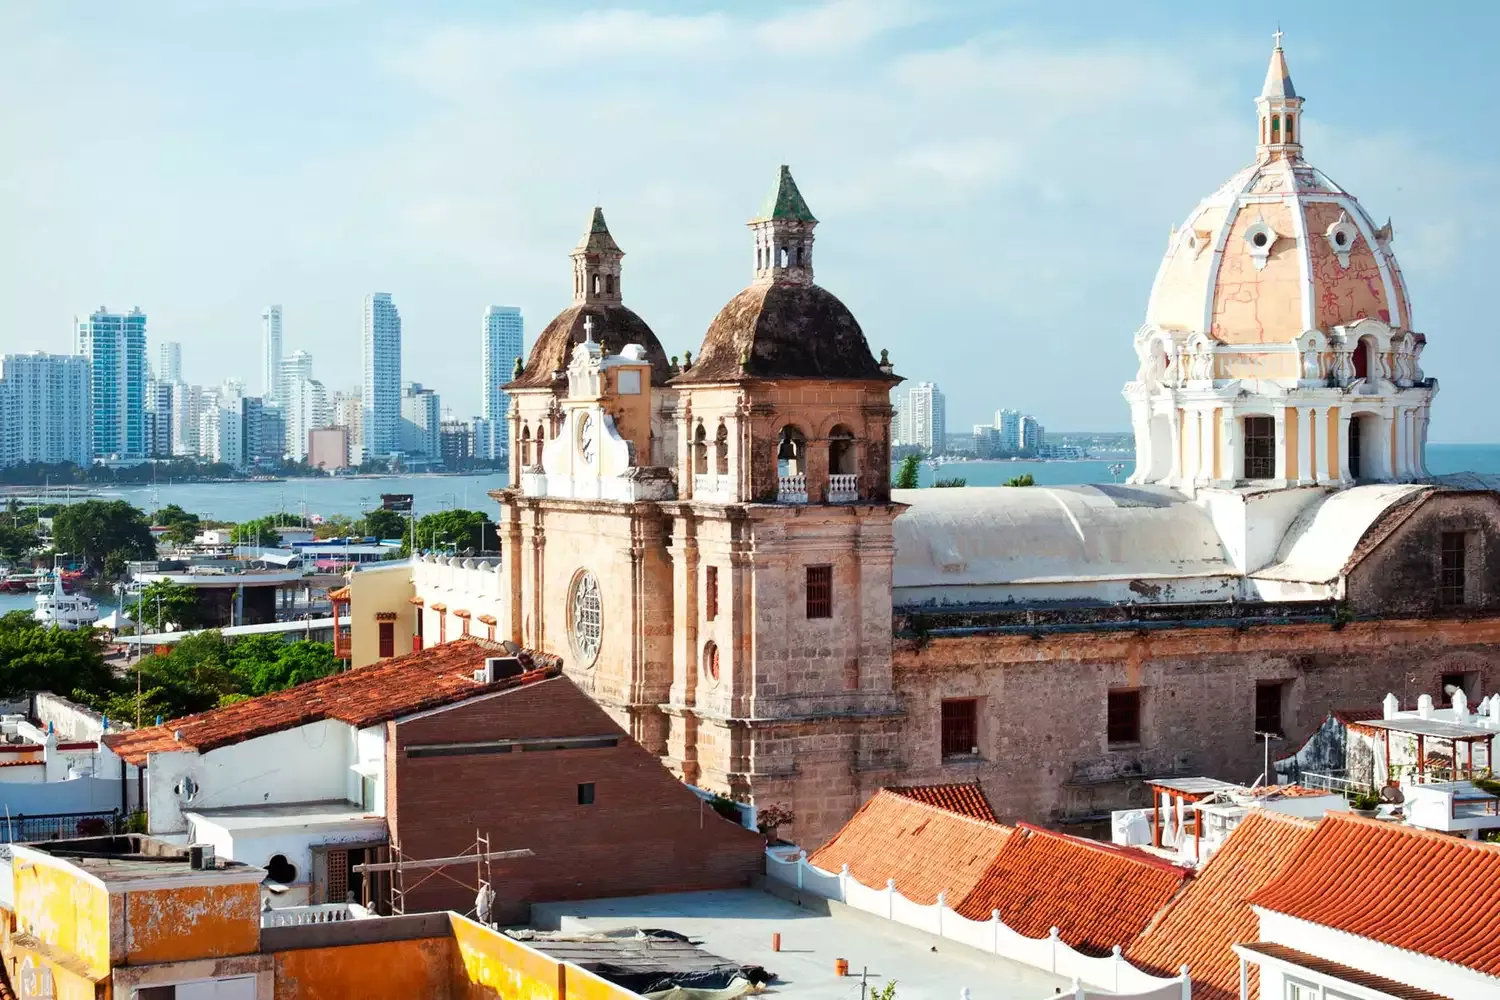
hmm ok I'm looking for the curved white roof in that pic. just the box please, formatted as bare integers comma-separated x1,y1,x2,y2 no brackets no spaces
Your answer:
1253,484,1428,583
891,485,1234,589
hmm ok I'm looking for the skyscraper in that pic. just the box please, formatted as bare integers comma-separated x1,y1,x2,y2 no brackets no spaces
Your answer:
156,340,182,383
286,377,330,462
262,305,283,402
400,382,441,460
77,307,147,460
480,305,523,460
361,293,401,461
144,379,174,458
0,353,92,468
904,382,946,456
279,349,313,396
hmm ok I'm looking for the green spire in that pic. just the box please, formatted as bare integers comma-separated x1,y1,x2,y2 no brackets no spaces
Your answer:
574,206,622,255
754,165,817,224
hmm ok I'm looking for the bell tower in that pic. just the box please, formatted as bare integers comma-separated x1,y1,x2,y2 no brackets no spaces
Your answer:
572,207,624,305
1256,31,1304,162
751,165,817,287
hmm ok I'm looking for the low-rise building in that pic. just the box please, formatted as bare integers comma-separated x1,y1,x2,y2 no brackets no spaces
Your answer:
103,639,762,921
308,425,349,471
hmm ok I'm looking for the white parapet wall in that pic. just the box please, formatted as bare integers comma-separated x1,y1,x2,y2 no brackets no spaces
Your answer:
765,850,1190,999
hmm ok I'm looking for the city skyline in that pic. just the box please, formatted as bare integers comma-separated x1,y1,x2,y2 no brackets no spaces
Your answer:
2,6,1495,439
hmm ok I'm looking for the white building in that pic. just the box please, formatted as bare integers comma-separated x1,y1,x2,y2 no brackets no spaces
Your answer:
361,293,401,462
1021,415,1045,452
400,381,440,460
480,305,524,460
0,353,92,468
262,305,283,403
285,377,331,463
144,378,174,458
903,382,945,455
156,340,182,383
170,382,202,457
332,389,362,462
994,408,1022,451
77,307,148,460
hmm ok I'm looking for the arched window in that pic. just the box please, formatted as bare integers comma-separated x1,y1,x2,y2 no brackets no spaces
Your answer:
757,247,764,270
1243,415,1276,480
1284,115,1295,143
592,274,601,295
777,425,807,476
714,423,729,476
520,425,532,467
828,424,856,475
1349,413,1382,480
778,247,788,268
693,423,708,475
605,274,616,295
795,244,805,267
702,641,720,682
1348,416,1364,479
1270,115,1280,142
1353,336,1378,381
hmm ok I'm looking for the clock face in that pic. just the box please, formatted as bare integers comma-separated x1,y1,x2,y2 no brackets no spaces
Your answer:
578,414,595,464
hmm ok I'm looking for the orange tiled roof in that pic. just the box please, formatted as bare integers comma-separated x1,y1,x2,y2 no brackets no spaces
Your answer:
1246,783,1333,799
104,639,562,765
327,586,350,601
954,823,1191,956
887,782,998,822
1248,812,1500,977
808,790,1012,905
1126,811,1317,1000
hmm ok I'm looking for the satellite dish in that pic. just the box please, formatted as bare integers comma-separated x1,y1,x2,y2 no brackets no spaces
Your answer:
502,641,522,656
1379,785,1405,804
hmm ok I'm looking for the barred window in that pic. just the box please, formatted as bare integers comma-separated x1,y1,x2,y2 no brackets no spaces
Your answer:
378,621,394,659
1107,690,1141,745
1439,531,1467,607
1243,416,1275,480
1255,681,1285,737
941,699,979,758
806,565,832,619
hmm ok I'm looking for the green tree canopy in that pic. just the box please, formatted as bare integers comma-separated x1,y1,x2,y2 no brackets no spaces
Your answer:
894,453,922,490
154,504,201,546
52,500,155,576
407,509,493,555
1004,473,1036,487
231,513,303,545
0,610,113,697
134,580,201,633
362,508,408,542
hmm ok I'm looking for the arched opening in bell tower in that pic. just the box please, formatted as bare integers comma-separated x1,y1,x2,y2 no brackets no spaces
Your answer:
777,425,807,476
693,423,708,475
714,423,729,476
1349,413,1383,480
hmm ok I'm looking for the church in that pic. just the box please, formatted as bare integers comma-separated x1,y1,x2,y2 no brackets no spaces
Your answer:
350,38,1500,847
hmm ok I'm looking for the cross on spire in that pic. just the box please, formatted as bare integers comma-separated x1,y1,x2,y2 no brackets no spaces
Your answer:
584,315,595,343
1273,26,1284,49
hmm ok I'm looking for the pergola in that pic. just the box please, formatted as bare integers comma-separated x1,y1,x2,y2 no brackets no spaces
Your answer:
1357,717,1497,784
1145,777,1241,860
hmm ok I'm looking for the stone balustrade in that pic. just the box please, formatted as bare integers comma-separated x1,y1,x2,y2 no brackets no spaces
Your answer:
777,474,808,504
827,474,858,503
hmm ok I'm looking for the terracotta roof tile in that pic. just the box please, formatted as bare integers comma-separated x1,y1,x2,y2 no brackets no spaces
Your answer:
1247,812,1500,977
327,586,350,600
808,790,1012,905
1236,942,1453,1000
955,823,1191,956
887,782,998,822
104,639,562,765
1127,811,1317,1000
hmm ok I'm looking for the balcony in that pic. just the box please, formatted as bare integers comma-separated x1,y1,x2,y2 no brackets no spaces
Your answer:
828,474,858,503
777,474,808,504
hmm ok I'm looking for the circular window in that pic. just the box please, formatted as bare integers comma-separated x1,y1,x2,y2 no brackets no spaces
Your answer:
1252,232,1268,248
266,854,297,884
703,641,720,683
1334,231,1348,247
569,571,603,668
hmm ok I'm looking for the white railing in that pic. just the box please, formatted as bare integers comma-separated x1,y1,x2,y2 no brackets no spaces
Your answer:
262,903,374,927
1299,772,1367,797
777,474,808,504
766,850,1189,998
827,474,858,503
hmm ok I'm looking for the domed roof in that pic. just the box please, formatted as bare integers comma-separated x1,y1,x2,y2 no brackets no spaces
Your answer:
1145,43,1413,346
674,282,892,384
507,303,670,389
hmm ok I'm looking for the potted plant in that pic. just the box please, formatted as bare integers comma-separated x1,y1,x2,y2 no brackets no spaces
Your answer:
1349,791,1381,817
756,804,796,845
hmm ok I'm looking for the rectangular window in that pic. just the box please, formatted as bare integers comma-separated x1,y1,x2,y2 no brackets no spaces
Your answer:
1255,681,1285,737
414,607,424,649
577,782,596,806
806,565,832,619
940,698,979,758
1243,415,1275,480
705,566,719,621
1439,531,1467,607
1107,689,1142,745
378,621,395,659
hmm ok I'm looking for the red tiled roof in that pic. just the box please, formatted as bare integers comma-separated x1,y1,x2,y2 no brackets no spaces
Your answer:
104,639,562,765
808,790,1012,905
1248,812,1500,977
955,823,1191,956
327,586,350,601
1127,811,1317,1000
1246,784,1334,800
887,782,998,822
1236,942,1451,1000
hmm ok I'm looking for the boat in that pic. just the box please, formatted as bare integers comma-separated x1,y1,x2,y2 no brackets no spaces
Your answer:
33,570,99,630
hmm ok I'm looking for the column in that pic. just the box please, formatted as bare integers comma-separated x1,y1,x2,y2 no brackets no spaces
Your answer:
1221,408,1240,484
1167,408,1183,487
1273,408,1288,483
1336,409,1352,482
1296,406,1313,486
1308,407,1325,483
1196,409,1214,487
1383,410,1398,481
1394,407,1409,479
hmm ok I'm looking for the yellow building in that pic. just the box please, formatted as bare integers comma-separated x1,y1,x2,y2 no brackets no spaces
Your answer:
0,834,644,1000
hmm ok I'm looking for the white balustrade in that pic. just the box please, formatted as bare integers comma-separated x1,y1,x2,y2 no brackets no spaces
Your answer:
777,474,808,504
827,474,858,503
261,903,373,927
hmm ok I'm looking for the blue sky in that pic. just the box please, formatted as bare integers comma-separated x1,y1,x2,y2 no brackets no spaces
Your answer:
2,1,1497,439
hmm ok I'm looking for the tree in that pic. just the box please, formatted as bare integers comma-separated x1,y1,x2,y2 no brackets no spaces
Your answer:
1004,473,1036,487
231,513,300,545
135,580,201,633
894,453,922,490
362,508,408,542
52,500,155,575
406,509,493,556
313,514,359,540
0,611,113,697
155,504,201,546
0,521,37,565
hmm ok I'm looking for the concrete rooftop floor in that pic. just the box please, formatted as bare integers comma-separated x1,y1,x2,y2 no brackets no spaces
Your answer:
532,889,1069,1000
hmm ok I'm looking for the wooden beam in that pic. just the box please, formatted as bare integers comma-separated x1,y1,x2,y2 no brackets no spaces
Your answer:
353,848,534,873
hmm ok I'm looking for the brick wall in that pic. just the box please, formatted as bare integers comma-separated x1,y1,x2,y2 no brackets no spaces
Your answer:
388,676,763,922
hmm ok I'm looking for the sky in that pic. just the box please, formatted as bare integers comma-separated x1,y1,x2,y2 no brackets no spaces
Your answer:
2,1,1498,440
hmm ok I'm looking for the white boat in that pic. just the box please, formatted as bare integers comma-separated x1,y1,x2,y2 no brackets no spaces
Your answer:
34,573,99,630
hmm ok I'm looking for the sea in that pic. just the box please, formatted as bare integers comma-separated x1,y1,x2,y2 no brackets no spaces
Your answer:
4,443,1498,618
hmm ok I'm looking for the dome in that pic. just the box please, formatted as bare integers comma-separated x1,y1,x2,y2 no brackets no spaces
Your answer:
508,303,670,389
1145,45,1412,346
674,282,891,384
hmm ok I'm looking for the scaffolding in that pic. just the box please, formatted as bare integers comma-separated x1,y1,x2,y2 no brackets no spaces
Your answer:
351,831,533,922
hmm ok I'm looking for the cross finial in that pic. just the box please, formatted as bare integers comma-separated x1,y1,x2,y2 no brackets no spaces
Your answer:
583,315,595,343
1273,26,1284,49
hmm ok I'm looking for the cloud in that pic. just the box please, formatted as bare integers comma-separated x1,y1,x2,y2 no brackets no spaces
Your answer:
754,0,930,54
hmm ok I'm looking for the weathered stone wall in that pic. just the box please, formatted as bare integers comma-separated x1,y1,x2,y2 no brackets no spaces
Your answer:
892,617,1500,827
1347,491,1500,617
